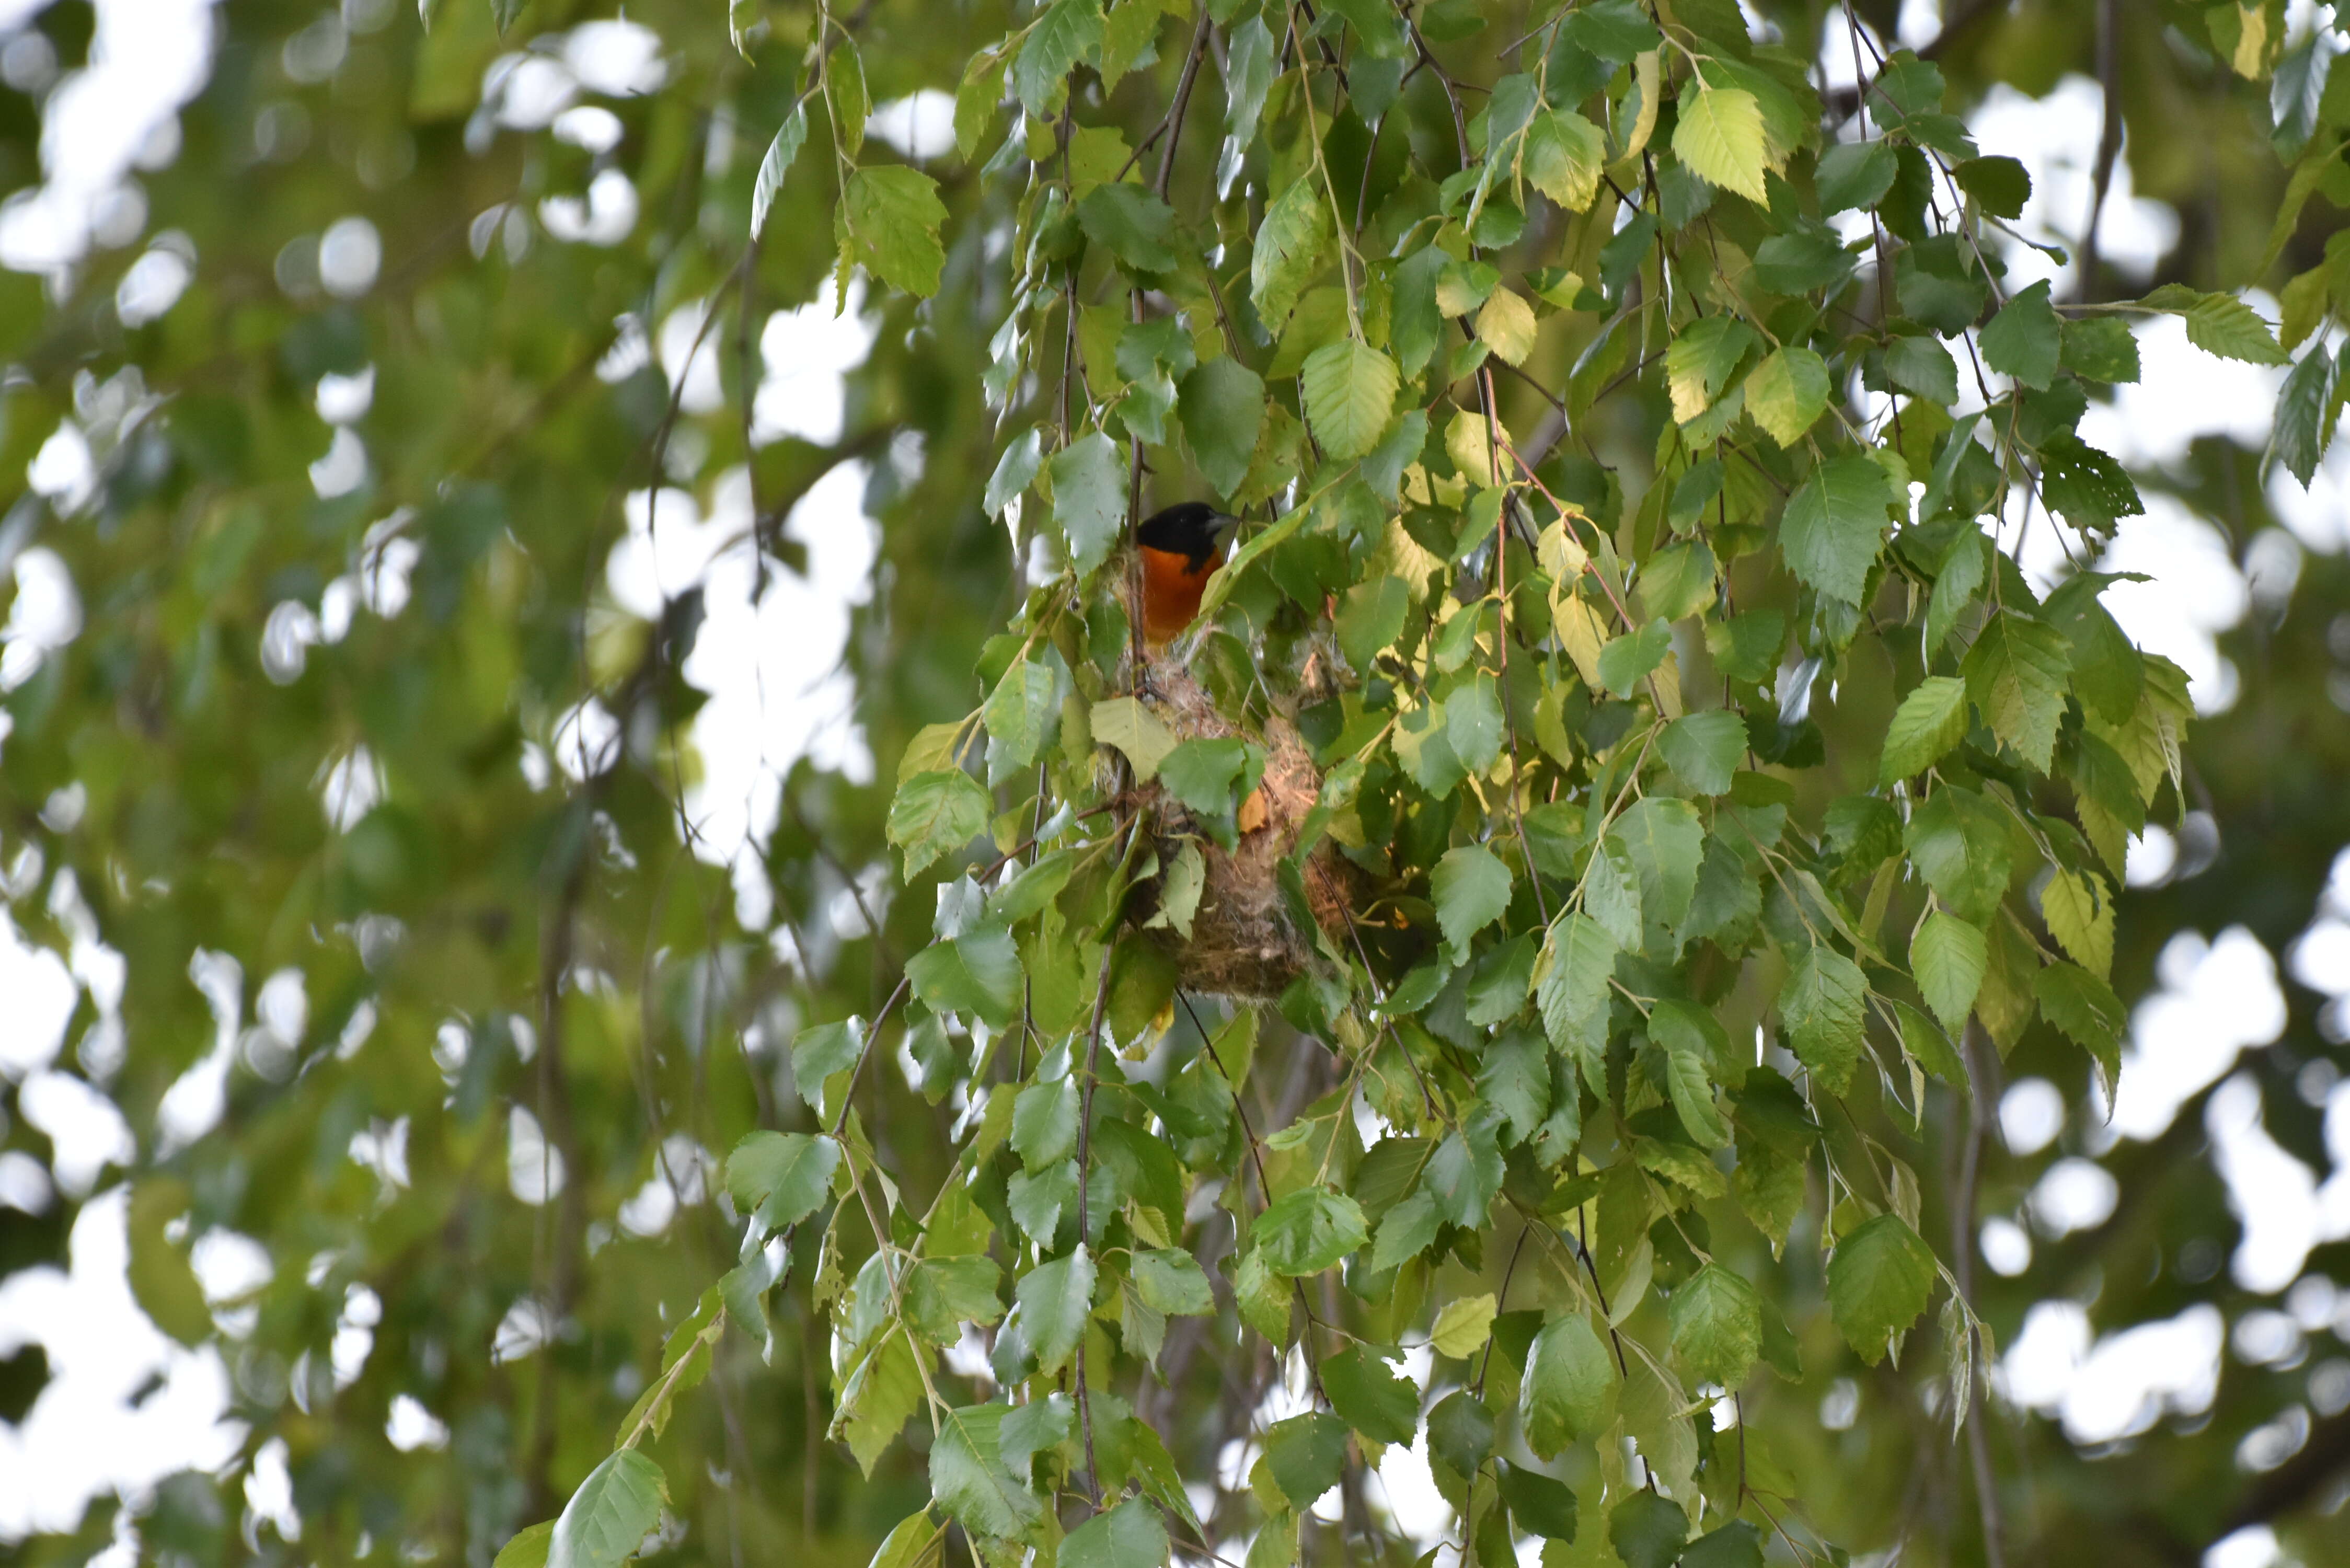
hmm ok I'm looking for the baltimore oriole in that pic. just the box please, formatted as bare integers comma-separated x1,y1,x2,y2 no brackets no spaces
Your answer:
1134,501,1239,650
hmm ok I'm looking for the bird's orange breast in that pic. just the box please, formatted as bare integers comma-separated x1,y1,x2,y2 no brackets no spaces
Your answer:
1138,544,1222,649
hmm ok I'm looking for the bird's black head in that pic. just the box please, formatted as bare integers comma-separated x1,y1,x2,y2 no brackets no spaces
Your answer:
1136,502,1238,571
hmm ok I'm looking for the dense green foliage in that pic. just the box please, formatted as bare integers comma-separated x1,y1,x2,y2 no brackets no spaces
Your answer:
8,2,2350,1567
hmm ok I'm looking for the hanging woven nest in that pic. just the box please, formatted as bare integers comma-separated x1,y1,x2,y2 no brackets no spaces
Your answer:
1120,661,1359,1000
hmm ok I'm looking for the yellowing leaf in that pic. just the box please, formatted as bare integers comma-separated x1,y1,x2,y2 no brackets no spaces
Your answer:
1430,1293,1498,1358
1446,409,1500,481
1474,287,1538,365
1091,696,1179,780
1672,85,1770,203
2040,866,2116,978
1524,108,1606,213
1744,345,1830,447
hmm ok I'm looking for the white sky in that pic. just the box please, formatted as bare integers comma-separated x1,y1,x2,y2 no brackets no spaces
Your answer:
2,3,2349,1564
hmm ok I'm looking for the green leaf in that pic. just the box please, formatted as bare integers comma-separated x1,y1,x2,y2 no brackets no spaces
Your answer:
905,1256,1007,1343
750,107,809,240
1535,911,1618,1067
1525,108,1607,213
792,1019,863,1110
1131,1248,1214,1315
1050,431,1126,579
2061,316,2141,384
1017,1246,1098,1376
727,1131,840,1234
1263,1412,1349,1507
1011,1079,1079,1169
906,926,1023,1030
828,41,868,160
1180,358,1268,499
1337,574,1410,672
1008,1161,1075,1246
1012,0,1103,116
1496,1462,1579,1540
2036,961,2126,1090
999,1396,1073,1486
1423,1124,1504,1227
1753,226,1857,295
1668,1263,1762,1388
1607,1490,1690,1568
932,1404,1046,1542
1077,184,1181,275
1885,334,1960,403
1680,1520,1767,1568
1827,1213,1937,1365
1980,280,2061,390
1963,611,2072,771
1659,710,1746,795
954,47,1005,158
1779,945,1867,1095
2273,344,2340,486
1323,0,1411,54
1323,1346,1420,1443
1815,139,1897,213
1432,845,1513,949
1257,1186,1369,1275
1251,177,1331,328
1159,736,1256,816
1879,675,1969,784
2041,866,2115,978
2038,435,2145,531
2273,30,2333,158
1673,85,1771,202
549,1450,668,1568
1429,1293,1497,1358
494,1521,554,1568
1301,339,1400,461
1952,154,2031,219
1651,1000,1731,1148
985,429,1043,517
1445,678,1504,775
1779,454,1897,606
890,769,990,878
1911,912,1987,1034
1062,1498,1169,1568
1744,345,1830,447
2147,285,2290,366
1894,236,1990,333
1522,1311,1615,1457
1223,14,1277,144
1091,695,1179,781
843,167,948,298
1369,1188,1442,1272
843,1329,925,1475
1614,797,1703,938
1927,527,1989,657
985,658,1058,768
1597,617,1673,697
1427,1388,1496,1475
1905,787,2012,925
867,1513,945,1568
1893,999,1968,1086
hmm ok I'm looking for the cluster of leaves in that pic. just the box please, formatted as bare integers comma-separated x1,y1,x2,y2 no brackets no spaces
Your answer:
512,1,2327,1565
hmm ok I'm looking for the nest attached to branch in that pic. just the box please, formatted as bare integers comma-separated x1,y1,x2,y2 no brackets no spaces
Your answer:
1126,661,1358,1000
